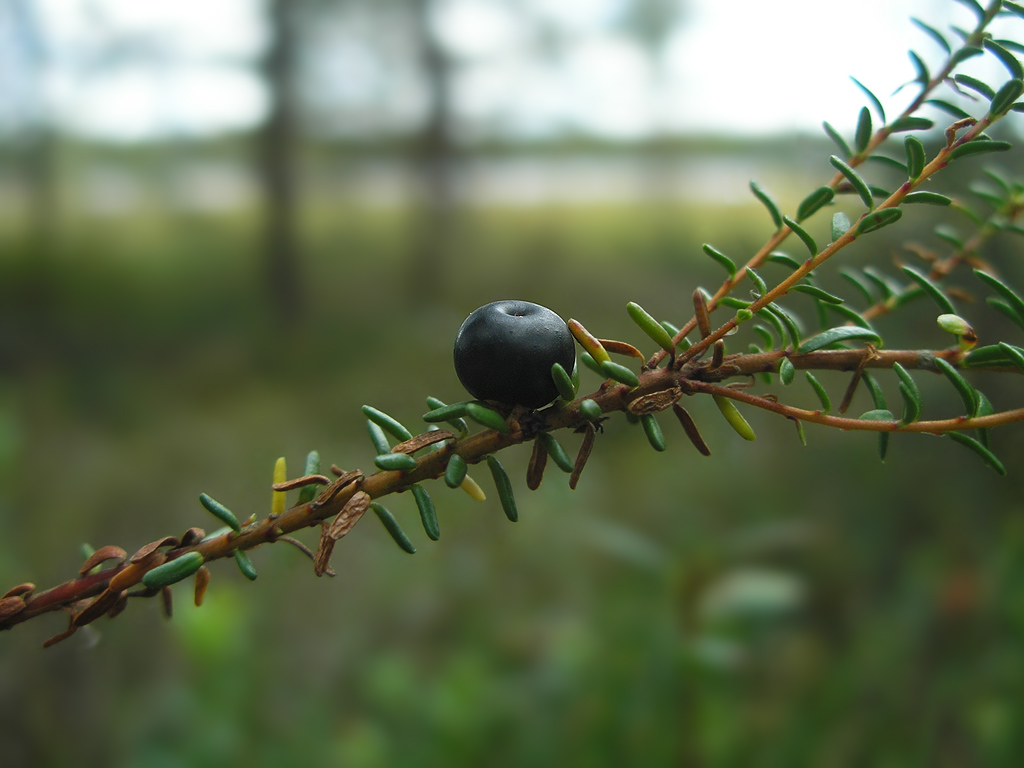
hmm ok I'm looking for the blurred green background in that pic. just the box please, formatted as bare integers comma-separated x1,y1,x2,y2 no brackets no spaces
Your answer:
4,1,1024,766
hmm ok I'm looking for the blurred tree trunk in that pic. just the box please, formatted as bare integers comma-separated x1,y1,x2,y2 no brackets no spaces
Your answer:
259,0,303,324
407,0,458,305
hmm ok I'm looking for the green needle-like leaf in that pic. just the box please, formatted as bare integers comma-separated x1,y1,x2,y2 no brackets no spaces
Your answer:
782,215,818,256
486,456,518,522
984,38,1024,80
792,284,844,304
855,106,873,153
903,191,952,205
411,485,439,541
374,453,418,473
465,403,511,434
702,243,737,280
851,77,887,121
889,116,934,132
947,432,1006,475
948,140,1013,161
367,420,391,456
830,155,874,210
997,342,1024,373
797,186,836,221
935,358,980,417
640,414,667,452
823,121,853,158
371,503,416,554
911,17,951,54
750,180,783,230
766,303,802,349
600,360,640,388
974,269,1024,326
991,78,1024,115
805,372,831,413
901,266,957,314
831,211,852,242
798,326,882,353
779,357,795,385
857,208,903,235
233,549,258,581
746,267,767,296
627,301,677,354
539,432,574,473
444,453,468,488
713,395,757,441
954,73,995,99
142,552,206,590
551,362,577,402
893,363,922,424
297,450,322,504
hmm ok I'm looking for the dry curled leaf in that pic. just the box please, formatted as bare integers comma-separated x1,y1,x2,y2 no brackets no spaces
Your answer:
627,386,682,416
0,596,27,621
194,566,211,607
72,590,122,627
527,437,549,491
79,545,128,575
271,474,332,492
314,491,371,576
129,537,180,564
392,430,456,455
570,423,596,491
180,528,206,547
2,583,35,600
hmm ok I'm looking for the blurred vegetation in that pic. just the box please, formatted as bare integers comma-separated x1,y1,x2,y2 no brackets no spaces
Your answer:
5,1,1024,766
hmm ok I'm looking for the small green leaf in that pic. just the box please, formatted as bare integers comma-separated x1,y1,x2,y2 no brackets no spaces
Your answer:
829,155,873,210
798,326,882,353
822,121,853,158
935,357,980,417
974,269,1024,326
997,342,1024,373
797,186,836,221
702,243,737,280
791,284,844,304
627,301,677,354
746,267,767,296
893,363,922,424
374,452,418,472
779,357,795,385
863,372,887,411
599,360,640,388
640,414,666,452
950,46,984,67
550,362,577,402
411,485,439,541
954,73,995,99
444,453,468,488
750,180,783,230
908,50,930,86
947,432,1006,475
831,211,852,242
949,140,1013,161
580,352,604,376
867,154,910,174
539,432,574,473
953,0,985,22
767,251,803,271
754,324,775,350
736,308,754,323
857,208,903,235
805,372,831,413
367,419,391,456
990,78,1024,115
713,395,757,441
911,17,951,54
486,456,518,522
855,106,872,153
199,493,241,533
1004,1,1024,20
889,116,934,132
371,503,416,554
903,191,952,205
840,269,876,306
901,266,956,314
924,98,972,120
297,450,322,504
579,398,603,421
142,552,206,590
987,298,1024,332
859,408,895,422
233,549,258,581
851,77,887,122
362,405,414,443
464,402,511,434
766,302,802,349
984,38,1024,80
782,215,818,256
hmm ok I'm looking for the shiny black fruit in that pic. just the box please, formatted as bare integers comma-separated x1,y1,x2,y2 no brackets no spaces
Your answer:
453,300,576,409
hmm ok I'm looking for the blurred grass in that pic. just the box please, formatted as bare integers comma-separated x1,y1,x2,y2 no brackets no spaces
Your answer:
3,191,1024,767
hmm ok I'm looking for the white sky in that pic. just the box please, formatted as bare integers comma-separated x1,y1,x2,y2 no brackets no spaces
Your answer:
18,0,1020,142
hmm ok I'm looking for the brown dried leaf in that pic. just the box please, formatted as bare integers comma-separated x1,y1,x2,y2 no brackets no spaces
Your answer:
0,596,27,621
161,586,173,619
108,551,166,593
43,622,79,649
314,470,364,508
129,537,180,564
627,387,683,416
271,474,332,491
392,430,456,455
597,339,645,360
194,566,211,607
72,589,121,627
79,545,128,575
106,591,129,620
180,527,206,547
313,527,337,578
570,423,596,491
673,404,711,456
2,582,35,599
326,491,371,541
